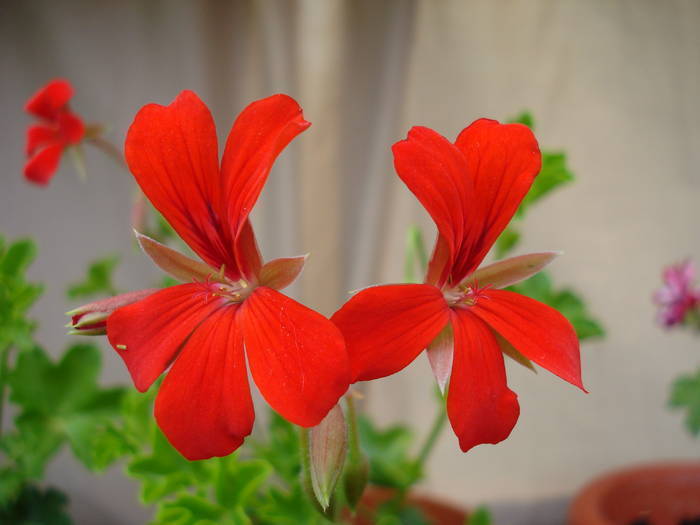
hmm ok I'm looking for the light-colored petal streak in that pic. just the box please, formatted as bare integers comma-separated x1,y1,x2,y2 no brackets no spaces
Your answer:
426,323,454,394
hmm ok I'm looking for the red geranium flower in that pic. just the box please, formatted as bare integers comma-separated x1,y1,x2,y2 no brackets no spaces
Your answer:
332,120,584,452
105,91,349,460
24,79,85,185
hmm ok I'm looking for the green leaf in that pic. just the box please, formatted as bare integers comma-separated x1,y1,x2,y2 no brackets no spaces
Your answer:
7,344,126,473
0,237,43,351
467,506,493,525
494,228,521,259
0,239,36,277
215,455,272,509
496,113,575,259
251,412,302,483
153,493,224,525
507,272,605,341
357,416,421,489
509,111,534,129
0,484,72,525
669,369,700,436
127,426,212,504
404,226,428,284
256,486,325,525
66,255,119,299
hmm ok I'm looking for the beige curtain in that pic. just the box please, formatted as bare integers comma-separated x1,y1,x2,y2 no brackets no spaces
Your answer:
2,1,700,522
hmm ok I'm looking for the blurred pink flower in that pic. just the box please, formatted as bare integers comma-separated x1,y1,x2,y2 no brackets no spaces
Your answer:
654,260,699,327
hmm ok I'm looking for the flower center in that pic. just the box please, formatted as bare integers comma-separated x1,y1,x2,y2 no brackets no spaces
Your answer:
443,280,491,308
196,278,253,305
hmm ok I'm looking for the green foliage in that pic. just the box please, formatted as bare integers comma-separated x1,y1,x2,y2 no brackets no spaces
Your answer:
357,416,421,490
496,112,574,258
3,343,126,484
0,484,71,525
404,227,429,284
669,368,700,436
66,255,119,299
466,506,493,525
0,237,43,352
507,272,605,340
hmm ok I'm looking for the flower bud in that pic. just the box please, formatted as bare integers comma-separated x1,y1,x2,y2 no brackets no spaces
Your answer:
343,451,369,510
308,404,347,511
66,288,157,335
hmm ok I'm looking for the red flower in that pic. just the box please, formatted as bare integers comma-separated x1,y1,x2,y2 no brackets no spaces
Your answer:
332,121,584,452
106,91,349,460
24,79,85,185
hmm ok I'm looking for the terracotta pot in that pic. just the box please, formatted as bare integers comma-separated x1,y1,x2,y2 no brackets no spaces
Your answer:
569,461,700,525
351,486,467,525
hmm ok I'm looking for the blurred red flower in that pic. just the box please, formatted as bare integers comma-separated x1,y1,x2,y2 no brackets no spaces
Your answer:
105,91,349,460
24,79,84,185
332,120,584,452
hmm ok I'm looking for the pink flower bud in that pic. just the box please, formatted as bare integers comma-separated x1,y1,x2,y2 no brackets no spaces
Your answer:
66,288,157,335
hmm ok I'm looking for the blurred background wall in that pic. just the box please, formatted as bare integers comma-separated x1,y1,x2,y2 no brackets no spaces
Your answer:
1,0,699,523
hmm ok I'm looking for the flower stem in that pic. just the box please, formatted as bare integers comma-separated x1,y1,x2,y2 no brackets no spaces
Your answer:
0,345,12,436
87,136,127,169
345,394,362,462
414,401,447,473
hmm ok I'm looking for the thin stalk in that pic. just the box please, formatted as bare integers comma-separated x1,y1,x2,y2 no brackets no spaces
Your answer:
87,136,127,168
414,402,447,469
345,394,361,462
0,345,12,436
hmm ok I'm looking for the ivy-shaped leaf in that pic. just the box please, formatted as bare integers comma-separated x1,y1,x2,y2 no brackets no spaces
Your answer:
669,368,700,436
127,427,213,504
6,344,126,474
215,454,272,509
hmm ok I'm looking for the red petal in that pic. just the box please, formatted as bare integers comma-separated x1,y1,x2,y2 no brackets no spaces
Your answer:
471,289,585,390
26,125,57,156
58,111,85,144
392,127,473,287
331,284,450,382
24,143,63,185
154,306,253,460
235,218,262,282
125,90,242,280
451,119,541,281
239,286,349,427
448,309,520,452
25,79,73,120
106,283,225,392
220,94,310,244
